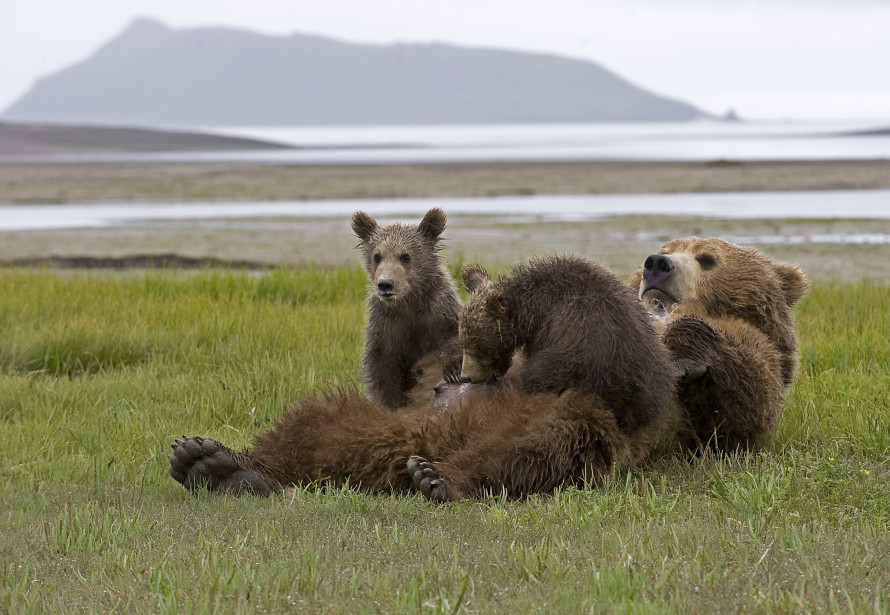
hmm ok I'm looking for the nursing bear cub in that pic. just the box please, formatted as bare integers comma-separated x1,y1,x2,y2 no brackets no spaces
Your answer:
632,237,808,451
457,256,675,436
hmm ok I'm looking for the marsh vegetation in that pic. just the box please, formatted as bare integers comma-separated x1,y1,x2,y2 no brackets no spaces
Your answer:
1,268,887,613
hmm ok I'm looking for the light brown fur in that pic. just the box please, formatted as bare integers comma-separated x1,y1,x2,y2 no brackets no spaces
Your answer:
630,237,808,451
169,237,807,500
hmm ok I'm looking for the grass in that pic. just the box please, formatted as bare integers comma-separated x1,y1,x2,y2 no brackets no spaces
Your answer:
0,267,888,614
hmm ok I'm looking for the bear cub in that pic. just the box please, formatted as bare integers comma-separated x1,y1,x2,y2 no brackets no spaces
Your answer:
459,254,676,436
352,208,462,409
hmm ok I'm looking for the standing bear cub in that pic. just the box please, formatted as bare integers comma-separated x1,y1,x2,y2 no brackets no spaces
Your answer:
352,208,463,409
632,237,808,451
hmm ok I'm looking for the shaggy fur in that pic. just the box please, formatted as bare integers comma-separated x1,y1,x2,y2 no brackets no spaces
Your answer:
170,386,675,500
169,239,807,501
169,257,681,501
459,255,677,436
630,237,809,451
352,208,463,409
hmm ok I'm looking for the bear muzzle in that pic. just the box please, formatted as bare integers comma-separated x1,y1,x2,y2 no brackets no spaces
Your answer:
375,277,396,300
643,254,675,284
640,253,680,306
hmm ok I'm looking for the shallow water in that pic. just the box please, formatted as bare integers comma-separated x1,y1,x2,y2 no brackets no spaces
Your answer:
6,120,890,164
4,190,890,244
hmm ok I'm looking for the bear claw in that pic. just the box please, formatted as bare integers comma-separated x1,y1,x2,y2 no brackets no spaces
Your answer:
169,435,276,496
407,455,450,503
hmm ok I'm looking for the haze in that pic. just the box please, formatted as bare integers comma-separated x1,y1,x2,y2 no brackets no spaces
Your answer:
2,0,889,122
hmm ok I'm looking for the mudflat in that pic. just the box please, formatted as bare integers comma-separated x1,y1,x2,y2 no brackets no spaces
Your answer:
3,159,890,203
3,127,890,280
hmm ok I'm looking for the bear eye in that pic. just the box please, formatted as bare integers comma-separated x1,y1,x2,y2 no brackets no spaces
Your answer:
400,253,411,264
373,253,381,264
696,253,717,270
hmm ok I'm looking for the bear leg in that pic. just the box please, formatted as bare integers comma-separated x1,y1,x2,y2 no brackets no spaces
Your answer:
169,436,279,496
663,315,784,452
411,391,633,500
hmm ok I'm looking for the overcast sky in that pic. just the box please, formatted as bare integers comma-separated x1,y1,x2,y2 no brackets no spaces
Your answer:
2,0,889,122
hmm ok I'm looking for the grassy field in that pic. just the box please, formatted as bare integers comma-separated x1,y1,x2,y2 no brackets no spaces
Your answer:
1,267,888,614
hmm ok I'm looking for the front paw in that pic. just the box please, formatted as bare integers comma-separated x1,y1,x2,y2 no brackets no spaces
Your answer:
663,316,723,383
441,361,466,385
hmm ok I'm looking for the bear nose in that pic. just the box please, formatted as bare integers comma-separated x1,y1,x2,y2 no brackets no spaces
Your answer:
643,254,675,284
377,278,394,293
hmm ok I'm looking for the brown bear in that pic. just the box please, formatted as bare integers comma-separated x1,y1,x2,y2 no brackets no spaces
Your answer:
351,208,463,409
458,255,677,436
169,255,679,501
631,237,809,452
169,388,639,501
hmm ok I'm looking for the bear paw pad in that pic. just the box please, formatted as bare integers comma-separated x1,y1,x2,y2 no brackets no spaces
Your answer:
169,435,275,496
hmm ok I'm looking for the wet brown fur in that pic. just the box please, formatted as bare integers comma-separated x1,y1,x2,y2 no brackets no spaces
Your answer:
228,386,673,499
630,237,809,451
459,255,677,436
171,255,681,500
170,240,805,500
352,208,462,409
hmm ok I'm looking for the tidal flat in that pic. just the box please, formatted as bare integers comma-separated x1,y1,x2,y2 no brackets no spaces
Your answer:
3,159,890,280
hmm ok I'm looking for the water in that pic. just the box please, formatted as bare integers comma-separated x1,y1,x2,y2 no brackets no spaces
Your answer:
4,189,890,233
8,120,890,164
212,120,890,163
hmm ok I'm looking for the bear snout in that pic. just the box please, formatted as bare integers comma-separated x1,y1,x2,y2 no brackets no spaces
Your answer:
643,254,675,284
376,278,395,297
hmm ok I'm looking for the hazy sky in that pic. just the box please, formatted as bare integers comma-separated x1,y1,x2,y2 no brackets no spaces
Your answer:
2,0,889,122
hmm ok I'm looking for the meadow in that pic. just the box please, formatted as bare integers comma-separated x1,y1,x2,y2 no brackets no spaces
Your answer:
0,266,888,614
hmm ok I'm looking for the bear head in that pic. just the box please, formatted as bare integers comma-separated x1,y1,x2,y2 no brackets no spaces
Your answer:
458,264,517,383
631,236,808,385
352,208,448,307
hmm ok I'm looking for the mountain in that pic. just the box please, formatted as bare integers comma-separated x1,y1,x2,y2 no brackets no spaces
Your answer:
2,18,710,127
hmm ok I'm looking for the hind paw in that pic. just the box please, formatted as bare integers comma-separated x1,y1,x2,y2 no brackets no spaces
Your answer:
407,455,451,503
169,435,275,496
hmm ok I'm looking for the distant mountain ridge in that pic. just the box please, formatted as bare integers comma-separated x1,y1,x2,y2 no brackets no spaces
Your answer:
2,18,711,127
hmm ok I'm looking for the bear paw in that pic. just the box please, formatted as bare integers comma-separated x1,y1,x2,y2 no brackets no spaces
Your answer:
169,435,276,496
407,455,451,503
664,316,723,383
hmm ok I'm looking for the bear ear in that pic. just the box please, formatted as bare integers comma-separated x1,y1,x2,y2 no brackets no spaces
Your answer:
462,264,493,294
774,263,809,306
418,208,447,242
484,288,508,320
352,211,378,242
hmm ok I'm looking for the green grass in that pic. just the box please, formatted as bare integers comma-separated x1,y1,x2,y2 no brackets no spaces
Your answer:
0,268,888,614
